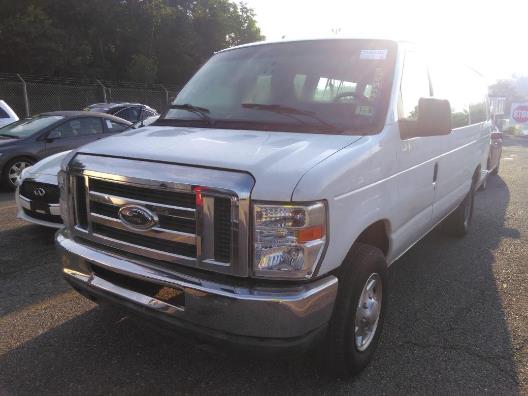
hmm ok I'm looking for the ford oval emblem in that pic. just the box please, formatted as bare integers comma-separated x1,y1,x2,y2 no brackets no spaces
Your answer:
118,205,158,231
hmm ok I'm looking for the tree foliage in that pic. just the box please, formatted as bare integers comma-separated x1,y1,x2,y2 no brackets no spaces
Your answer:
489,79,518,98
0,0,263,84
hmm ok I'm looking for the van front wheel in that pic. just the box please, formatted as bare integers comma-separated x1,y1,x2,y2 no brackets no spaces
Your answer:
324,243,387,377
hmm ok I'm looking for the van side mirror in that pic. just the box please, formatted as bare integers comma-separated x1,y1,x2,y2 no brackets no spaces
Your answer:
400,98,452,139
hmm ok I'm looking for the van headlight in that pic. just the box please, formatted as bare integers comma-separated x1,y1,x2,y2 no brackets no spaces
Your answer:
253,201,327,279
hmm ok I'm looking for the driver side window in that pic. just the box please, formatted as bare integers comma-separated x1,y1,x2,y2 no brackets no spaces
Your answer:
48,122,76,139
400,51,432,121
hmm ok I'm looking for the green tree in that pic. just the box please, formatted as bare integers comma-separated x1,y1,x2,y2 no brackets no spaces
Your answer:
0,0,263,84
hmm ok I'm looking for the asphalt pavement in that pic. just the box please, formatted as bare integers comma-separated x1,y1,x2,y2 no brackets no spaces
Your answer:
0,137,527,395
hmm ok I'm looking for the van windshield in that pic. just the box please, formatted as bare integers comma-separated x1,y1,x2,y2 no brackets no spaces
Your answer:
164,39,396,134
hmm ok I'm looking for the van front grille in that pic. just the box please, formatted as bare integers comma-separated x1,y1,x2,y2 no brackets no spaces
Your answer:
214,197,232,263
71,173,238,274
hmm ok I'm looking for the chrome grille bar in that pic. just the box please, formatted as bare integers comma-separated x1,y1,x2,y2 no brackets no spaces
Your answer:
89,191,195,220
90,213,197,245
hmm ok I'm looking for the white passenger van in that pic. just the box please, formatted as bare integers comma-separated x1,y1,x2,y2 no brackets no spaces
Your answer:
0,100,19,128
56,39,490,376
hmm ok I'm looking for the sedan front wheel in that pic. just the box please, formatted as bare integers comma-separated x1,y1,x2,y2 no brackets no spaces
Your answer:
2,157,34,190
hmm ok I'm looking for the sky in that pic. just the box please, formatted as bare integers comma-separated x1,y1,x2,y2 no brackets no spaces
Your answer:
243,0,528,82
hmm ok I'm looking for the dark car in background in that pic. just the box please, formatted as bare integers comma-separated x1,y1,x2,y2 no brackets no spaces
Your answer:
0,111,132,189
488,126,503,175
480,126,503,190
84,102,158,123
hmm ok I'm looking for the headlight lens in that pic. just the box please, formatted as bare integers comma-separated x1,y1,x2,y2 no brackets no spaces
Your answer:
16,166,32,186
253,202,327,279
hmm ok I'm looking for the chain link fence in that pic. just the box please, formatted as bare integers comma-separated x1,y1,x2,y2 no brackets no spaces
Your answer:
0,73,180,117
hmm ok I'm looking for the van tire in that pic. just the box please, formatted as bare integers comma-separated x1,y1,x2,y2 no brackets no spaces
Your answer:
323,242,387,377
443,184,475,238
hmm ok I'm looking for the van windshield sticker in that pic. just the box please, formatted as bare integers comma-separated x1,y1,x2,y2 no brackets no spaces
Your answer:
360,49,388,60
356,106,374,116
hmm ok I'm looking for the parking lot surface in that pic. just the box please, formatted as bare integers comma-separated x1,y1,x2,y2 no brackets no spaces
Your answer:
1,137,527,395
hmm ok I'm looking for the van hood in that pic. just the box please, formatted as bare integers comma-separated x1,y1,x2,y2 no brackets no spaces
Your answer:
76,126,363,200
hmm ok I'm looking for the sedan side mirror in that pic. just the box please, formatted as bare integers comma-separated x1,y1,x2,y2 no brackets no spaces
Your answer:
400,97,452,139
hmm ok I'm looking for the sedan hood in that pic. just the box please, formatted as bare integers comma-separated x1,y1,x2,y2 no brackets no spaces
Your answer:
22,151,72,186
76,126,362,200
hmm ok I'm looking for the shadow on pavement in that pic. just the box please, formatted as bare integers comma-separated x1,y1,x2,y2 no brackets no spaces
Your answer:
0,222,68,316
0,190,15,204
503,135,528,148
0,173,520,394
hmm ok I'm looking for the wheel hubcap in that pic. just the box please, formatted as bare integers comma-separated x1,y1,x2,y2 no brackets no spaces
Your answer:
354,273,382,351
8,161,31,186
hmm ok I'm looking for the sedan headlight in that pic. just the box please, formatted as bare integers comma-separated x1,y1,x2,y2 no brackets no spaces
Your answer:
253,201,327,279
16,166,32,186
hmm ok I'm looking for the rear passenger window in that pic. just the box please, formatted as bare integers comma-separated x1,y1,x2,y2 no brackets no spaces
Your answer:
105,119,129,133
245,74,272,104
76,118,104,136
0,107,9,118
313,77,358,103
49,118,103,138
114,107,141,122
400,51,431,121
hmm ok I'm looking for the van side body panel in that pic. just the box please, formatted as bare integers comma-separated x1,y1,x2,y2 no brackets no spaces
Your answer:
294,43,491,276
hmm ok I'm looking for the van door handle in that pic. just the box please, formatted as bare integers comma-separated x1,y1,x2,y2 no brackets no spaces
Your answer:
433,163,439,184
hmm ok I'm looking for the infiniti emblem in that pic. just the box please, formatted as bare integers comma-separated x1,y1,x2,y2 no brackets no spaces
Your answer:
118,205,158,231
33,187,46,197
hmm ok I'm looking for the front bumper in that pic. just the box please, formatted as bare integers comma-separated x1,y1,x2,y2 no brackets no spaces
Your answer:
56,229,338,349
16,192,63,229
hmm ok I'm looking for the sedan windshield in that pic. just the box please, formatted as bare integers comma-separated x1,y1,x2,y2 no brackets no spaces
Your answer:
165,39,396,134
0,115,64,138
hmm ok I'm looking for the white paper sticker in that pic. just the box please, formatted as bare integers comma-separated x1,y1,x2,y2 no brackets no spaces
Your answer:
360,49,388,60
356,106,374,116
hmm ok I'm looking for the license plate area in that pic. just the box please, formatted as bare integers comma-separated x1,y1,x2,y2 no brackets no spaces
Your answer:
30,201,50,214
90,264,185,308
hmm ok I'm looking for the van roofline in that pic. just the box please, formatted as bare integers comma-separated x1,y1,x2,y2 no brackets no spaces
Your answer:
216,37,410,54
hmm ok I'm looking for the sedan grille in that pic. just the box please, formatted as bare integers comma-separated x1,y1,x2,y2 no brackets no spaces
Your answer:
20,181,60,204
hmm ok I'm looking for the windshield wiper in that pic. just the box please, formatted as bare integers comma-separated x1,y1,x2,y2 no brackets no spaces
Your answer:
241,103,344,133
0,133,18,139
168,104,215,125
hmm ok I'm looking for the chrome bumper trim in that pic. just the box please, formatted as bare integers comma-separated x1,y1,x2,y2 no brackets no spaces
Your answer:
57,229,338,339
18,194,61,215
